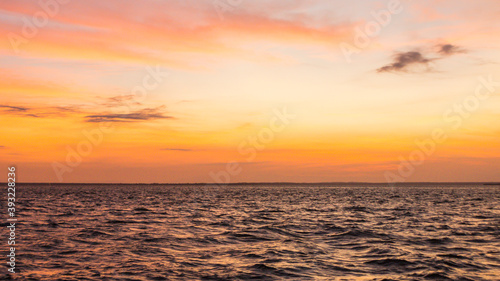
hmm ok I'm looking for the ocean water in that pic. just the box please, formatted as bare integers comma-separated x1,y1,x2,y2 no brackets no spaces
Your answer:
4,184,499,280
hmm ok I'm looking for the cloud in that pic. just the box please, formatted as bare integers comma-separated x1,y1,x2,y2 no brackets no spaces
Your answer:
101,95,142,107
377,43,467,73
0,105,29,112
377,51,433,73
0,104,40,117
47,106,81,114
0,145,6,149
85,106,173,123
438,44,466,56
0,0,354,68
0,102,173,124
0,104,80,118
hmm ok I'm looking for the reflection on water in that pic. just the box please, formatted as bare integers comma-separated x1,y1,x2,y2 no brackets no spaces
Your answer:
8,184,500,280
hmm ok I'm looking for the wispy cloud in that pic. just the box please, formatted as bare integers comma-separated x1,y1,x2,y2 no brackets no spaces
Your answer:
0,104,80,118
0,145,6,149
85,106,173,123
0,104,39,117
0,0,355,68
0,105,29,112
0,101,173,124
100,95,142,108
377,51,433,73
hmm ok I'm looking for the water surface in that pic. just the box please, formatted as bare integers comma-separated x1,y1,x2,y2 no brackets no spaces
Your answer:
6,184,500,280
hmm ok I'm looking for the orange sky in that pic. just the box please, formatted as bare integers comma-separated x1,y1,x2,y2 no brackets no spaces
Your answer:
1,0,499,183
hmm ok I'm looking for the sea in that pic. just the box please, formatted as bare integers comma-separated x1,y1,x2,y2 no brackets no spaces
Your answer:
3,183,499,280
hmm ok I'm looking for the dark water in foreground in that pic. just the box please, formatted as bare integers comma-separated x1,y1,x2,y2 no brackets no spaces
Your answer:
3,184,500,280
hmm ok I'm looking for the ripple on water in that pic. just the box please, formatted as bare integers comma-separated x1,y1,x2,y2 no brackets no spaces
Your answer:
14,184,500,280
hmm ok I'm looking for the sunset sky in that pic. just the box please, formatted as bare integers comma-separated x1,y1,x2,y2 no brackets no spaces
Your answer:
1,0,499,183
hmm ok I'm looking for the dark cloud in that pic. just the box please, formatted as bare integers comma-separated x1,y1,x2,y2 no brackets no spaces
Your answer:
85,106,173,123
377,43,468,74
438,44,466,56
377,51,433,73
1,102,173,124
160,148,194,152
0,105,29,112
0,104,81,118
0,104,40,117
0,145,6,149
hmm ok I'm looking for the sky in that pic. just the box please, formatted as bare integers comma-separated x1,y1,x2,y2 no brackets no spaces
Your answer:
1,0,499,183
